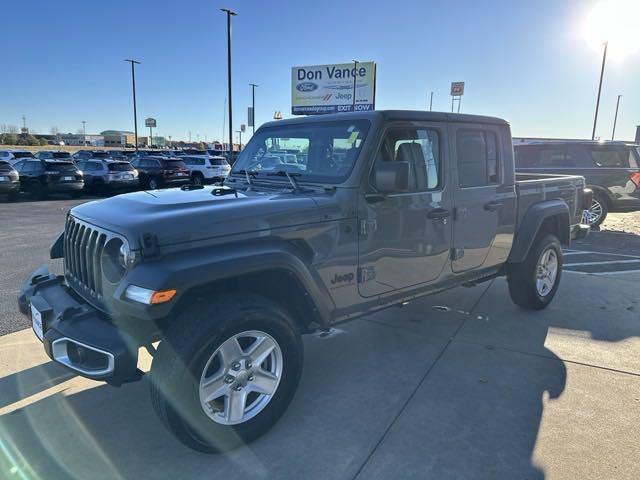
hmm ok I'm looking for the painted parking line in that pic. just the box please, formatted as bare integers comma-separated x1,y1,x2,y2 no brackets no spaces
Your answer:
562,247,640,276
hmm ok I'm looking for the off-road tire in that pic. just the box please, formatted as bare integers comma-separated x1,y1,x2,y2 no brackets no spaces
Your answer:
149,294,303,453
507,234,562,310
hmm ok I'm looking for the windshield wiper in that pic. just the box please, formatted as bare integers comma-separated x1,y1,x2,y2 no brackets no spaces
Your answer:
267,170,302,192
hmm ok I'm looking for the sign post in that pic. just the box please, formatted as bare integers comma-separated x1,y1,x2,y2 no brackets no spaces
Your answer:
291,61,376,115
145,118,157,147
450,82,465,113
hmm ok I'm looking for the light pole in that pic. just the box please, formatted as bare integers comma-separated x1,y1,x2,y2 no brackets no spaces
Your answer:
124,59,141,151
429,91,433,111
81,121,86,146
249,83,258,135
611,95,622,140
352,60,359,111
221,8,237,155
236,130,242,150
591,41,608,141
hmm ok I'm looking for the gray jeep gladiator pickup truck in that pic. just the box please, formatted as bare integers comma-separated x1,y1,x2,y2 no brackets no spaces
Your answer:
19,111,590,452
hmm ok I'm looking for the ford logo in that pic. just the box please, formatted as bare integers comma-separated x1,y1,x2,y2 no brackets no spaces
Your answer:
296,82,318,92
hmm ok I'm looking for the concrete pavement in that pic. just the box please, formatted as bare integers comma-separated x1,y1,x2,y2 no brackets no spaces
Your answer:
1,272,638,480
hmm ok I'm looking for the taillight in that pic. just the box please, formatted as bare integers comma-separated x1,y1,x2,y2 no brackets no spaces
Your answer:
582,188,593,210
629,172,640,188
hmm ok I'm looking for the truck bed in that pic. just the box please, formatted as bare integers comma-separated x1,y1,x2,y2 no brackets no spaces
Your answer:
515,172,586,227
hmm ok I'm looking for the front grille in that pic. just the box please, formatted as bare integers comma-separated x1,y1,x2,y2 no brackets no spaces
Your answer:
64,216,108,298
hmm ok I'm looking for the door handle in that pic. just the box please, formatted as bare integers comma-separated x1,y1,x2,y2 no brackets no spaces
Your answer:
484,201,503,212
427,208,450,221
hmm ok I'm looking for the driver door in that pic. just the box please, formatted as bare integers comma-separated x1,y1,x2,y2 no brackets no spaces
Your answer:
358,123,452,298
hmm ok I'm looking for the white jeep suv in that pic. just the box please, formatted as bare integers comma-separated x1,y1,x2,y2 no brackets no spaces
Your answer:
182,155,231,185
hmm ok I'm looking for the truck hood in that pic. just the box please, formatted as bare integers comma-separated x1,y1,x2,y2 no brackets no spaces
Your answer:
70,186,321,248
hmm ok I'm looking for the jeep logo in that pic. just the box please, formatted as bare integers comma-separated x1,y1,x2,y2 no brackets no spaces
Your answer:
331,272,355,285
296,82,318,92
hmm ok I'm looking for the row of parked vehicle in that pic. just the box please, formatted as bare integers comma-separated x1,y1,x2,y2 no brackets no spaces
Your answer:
2,141,640,228
0,148,232,201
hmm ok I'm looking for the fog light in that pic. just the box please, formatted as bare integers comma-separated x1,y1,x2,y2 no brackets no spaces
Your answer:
125,285,176,305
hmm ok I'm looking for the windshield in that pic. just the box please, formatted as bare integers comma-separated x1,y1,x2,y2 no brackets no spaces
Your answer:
45,162,77,172
12,152,34,159
162,159,187,169
52,152,72,159
231,120,370,183
209,158,229,166
108,162,134,171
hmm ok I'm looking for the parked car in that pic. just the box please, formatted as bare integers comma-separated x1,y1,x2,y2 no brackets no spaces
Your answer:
19,110,590,453
76,159,139,194
130,155,190,189
12,159,84,199
0,160,20,201
182,155,230,185
515,141,640,227
0,151,14,163
35,151,74,162
8,150,36,165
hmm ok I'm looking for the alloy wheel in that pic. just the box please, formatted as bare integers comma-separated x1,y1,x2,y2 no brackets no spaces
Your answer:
583,199,603,226
536,248,558,297
199,330,283,426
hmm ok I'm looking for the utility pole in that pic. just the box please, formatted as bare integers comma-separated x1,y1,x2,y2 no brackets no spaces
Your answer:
124,59,141,151
352,60,359,111
221,8,237,157
591,41,608,141
82,121,86,146
249,83,258,135
611,95,622,141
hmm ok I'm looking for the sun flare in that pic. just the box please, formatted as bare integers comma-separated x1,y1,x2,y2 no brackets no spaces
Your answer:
583,0,640,60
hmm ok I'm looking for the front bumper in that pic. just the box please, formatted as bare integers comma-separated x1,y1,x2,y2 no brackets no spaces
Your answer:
571,223,590,240
18,266,143,386
0,181,20,194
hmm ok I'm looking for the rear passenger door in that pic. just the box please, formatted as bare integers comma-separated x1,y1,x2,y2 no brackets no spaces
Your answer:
450,124,516,273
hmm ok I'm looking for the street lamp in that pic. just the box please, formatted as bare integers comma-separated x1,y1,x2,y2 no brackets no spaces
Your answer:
249,83,258,135
221,8,237,155
81,121,86,146
236,130,242,150
124,59,141,151
611,95,622,140
591,42,608,141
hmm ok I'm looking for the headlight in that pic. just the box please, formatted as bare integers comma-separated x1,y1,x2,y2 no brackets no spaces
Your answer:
102,238,136,284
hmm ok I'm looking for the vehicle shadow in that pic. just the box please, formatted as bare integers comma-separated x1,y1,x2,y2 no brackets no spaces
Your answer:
0,277,637,479
0,362,74,410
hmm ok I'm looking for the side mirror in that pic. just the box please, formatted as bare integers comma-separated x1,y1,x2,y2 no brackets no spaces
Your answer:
374,161,410,193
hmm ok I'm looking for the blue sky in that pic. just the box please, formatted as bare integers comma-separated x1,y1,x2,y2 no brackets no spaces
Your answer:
1,0,638,142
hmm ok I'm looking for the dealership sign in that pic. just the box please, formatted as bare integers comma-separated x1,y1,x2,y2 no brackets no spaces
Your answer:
291,62,376,115
145,117,157,128
450,82,465,96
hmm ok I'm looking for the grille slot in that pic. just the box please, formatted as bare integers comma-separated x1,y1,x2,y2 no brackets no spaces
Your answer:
64,216,111,298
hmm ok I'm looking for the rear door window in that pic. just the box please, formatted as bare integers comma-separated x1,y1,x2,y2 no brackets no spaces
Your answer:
456,129,500,187
590,147,628,167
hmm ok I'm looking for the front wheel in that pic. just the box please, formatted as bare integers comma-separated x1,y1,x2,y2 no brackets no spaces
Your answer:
149,294,303,453
507,234,562,310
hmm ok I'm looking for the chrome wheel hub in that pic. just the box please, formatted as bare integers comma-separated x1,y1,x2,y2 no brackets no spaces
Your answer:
199,330,283,426
536,248,558,297
583,199,602,226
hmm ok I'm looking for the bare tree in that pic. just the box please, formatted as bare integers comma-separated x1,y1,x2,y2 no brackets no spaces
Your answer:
50,126,60,136
6,125,18,134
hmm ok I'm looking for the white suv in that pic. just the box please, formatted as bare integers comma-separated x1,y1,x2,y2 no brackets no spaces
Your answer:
182,155,231,185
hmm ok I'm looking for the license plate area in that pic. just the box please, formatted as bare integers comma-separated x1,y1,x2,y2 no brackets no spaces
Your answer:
31,303,44,341
63,176,74,181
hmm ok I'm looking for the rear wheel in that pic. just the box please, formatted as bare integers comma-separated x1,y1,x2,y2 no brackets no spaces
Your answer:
148,177,160,190
507,234,562,310
191,172,204,186
584,192,608,228
149,294,303,453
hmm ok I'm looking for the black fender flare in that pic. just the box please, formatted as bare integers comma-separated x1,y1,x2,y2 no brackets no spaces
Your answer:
122,241,336,328
507,200,570,264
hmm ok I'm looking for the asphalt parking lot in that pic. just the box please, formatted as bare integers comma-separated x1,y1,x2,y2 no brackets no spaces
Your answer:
1,197,639,479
